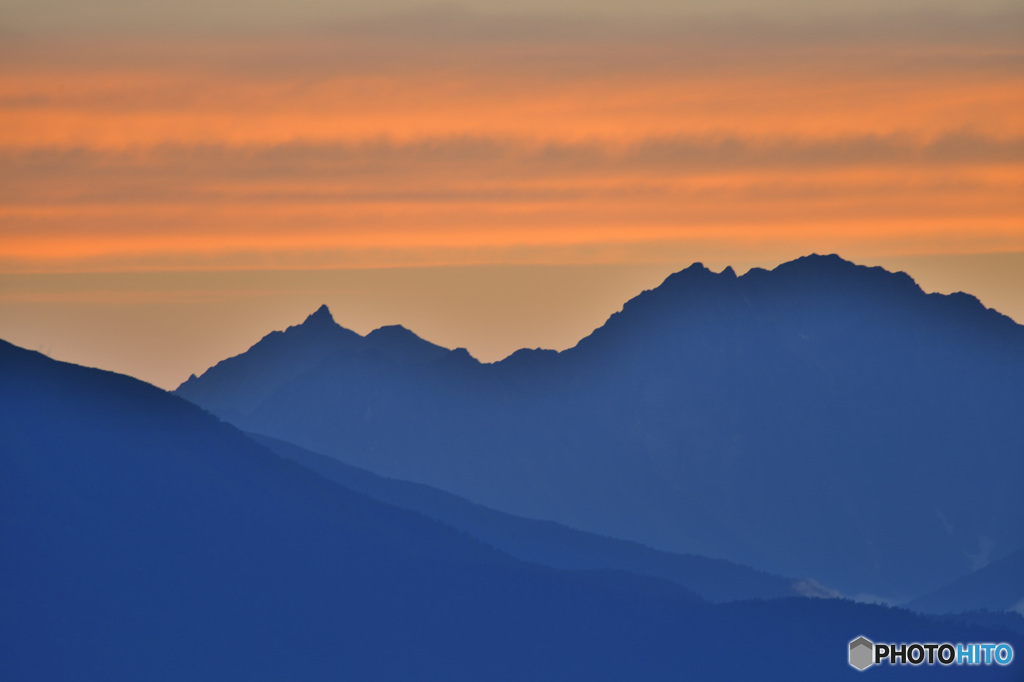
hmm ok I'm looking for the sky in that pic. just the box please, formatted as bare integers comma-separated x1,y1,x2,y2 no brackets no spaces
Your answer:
1,0,1022,388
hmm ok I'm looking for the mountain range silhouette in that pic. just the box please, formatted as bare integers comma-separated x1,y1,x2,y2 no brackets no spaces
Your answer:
177,254,1024,602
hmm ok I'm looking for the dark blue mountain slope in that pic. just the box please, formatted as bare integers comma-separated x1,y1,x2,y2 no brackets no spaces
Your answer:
176,255,1024,602
3,339,1021,680
251,432,802,603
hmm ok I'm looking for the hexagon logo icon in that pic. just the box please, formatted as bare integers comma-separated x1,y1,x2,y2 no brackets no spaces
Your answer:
849,636,874,671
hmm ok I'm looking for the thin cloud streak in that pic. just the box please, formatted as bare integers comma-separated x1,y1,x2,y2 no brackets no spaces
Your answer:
3,35,1022,148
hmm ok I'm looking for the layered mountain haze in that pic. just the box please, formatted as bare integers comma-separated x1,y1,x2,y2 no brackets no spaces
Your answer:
253,432,803,604
177,254,1024,602
10,338,1021,678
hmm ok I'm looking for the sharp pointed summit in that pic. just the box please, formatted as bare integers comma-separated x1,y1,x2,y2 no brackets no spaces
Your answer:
302,303,337,327
176,303,361,418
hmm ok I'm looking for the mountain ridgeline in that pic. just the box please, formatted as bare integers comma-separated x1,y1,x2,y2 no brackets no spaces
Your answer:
177,255,1024,602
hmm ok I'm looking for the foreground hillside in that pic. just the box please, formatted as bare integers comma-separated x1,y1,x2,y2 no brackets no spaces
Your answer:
3,339,1020,679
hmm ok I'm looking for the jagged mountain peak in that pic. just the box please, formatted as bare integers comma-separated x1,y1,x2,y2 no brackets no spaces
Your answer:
590,254,934,340
659,261,728,290
760,253,922,296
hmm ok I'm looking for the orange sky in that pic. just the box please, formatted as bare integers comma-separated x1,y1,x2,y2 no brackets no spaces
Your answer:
4,34,1022,273
1,20,1022,387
